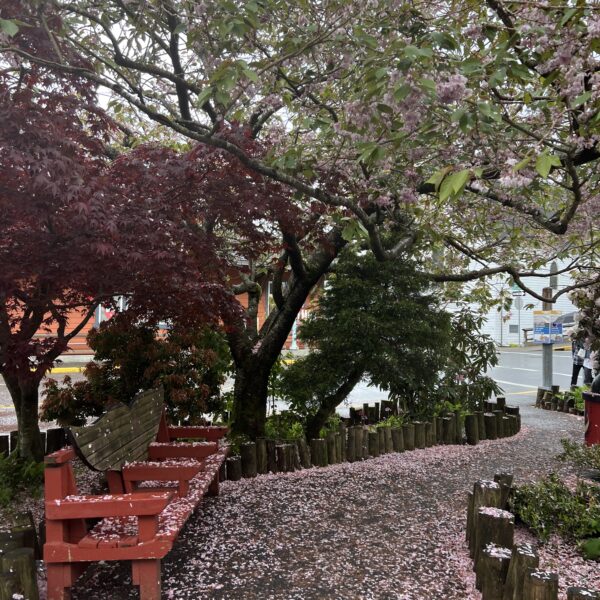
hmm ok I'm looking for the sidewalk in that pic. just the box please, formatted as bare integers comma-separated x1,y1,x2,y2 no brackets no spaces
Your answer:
66,395,591,599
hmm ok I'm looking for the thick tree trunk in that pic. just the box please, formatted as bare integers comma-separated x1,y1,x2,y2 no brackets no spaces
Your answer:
230,363,272,439
3,375,44,462
305,368,363,441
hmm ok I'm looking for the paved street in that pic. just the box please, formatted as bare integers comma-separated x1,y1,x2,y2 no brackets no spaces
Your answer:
0,347,579,430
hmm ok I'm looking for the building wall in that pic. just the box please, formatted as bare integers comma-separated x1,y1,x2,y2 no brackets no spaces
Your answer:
475,262,578,346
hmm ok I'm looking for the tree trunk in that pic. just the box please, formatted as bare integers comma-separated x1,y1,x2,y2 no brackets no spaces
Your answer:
305,367,363,440
3,375,44,462
230,363,271,439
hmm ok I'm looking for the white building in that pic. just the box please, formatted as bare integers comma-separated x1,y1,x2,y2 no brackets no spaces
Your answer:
477,262,578,346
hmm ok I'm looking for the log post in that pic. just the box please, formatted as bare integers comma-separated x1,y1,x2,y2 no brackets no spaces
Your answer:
226,456,242,481
346,426,356,462
441,417,454,445
368,431,380,457
378,427,386,454
567,588,600,600
391,427,404,452
0,548,38,600
414,422,426,449
310,438,327,467
476,543,512,598
435,416,443,444
256,438,268,475
424,422,433,447
465,414,479,445
496,396,506,411
467,480,502,557
493,472,514,509
297,438,312,468
536,388,545,407
240,442,258,478
474,507,514,568
403,423,415,451
291,442,301,470
277,444,295,472
384,426,393,453
327,432,337,465
0,573,18,600
266,439,279,474
334,432,342,463
493,410,505,438
502,416,511,437
503,543,539,600
354,427,365,460
339,424,347,462
454,411,463,444
485,413,498,440
523,570,558,600
476,411,486,441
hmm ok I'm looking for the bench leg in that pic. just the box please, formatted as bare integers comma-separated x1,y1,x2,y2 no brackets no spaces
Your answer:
132,559,161,600
46,564,72,600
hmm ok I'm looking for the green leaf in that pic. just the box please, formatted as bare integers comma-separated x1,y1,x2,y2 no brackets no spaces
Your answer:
513,155,533,172
419,78,437,92
394,84,412,102
438,176,455,202
560,8,578,27
173,22,186,35
242,68,259,83
425,166,452,191
535,153,561,178
0,18,19,37
448,169,471,194
451,107,466,123
489,68,506,87
196,87,213,107
573,91,592,107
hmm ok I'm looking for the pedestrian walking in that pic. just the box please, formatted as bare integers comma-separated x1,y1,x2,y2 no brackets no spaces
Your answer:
583,341,594,386
569,333,591,388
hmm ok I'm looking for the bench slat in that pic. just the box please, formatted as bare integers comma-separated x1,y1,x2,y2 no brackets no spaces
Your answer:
69,389,164,471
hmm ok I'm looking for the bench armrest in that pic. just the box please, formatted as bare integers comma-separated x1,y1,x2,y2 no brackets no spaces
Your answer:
46,491,173,520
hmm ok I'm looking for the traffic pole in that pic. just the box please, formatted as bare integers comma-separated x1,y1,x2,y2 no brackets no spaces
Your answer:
542,287,553,389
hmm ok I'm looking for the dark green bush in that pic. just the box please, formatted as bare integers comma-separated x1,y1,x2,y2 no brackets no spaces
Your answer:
510,473,600,542
265,412,305,441
558,438,600,473
0,453,44,507
41,314,231,426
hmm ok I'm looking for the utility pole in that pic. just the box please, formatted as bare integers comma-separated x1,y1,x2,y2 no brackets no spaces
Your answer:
542,287,553,389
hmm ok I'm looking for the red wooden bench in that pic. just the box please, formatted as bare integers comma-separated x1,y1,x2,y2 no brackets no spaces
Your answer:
43,388,228,600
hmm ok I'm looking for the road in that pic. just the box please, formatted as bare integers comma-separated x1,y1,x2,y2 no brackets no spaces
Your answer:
0,347,577,429
340,347,576,415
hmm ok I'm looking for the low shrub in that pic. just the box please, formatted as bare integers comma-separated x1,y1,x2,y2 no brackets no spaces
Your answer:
0,453,44,507
510,473,600,542
558,438,600,473
265,412,305,441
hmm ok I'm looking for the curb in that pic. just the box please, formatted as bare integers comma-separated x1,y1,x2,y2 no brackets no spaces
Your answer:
48,366,85,375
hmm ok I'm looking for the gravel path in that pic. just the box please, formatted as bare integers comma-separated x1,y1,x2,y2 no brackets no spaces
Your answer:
64,398,586,600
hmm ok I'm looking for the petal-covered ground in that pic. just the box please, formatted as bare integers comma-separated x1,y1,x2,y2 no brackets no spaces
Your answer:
62,399,594,600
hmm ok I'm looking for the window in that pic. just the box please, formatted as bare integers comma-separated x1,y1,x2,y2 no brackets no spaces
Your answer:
509,324,519,334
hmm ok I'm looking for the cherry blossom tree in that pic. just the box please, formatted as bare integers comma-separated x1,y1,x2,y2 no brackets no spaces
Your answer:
3,0,600,441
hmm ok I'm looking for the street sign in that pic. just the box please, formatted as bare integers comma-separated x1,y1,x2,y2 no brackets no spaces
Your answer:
533,310,563,344
514,296,524,310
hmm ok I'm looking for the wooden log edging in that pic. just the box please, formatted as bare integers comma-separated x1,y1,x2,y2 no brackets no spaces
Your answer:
466,473,599,600
229,401,523,480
